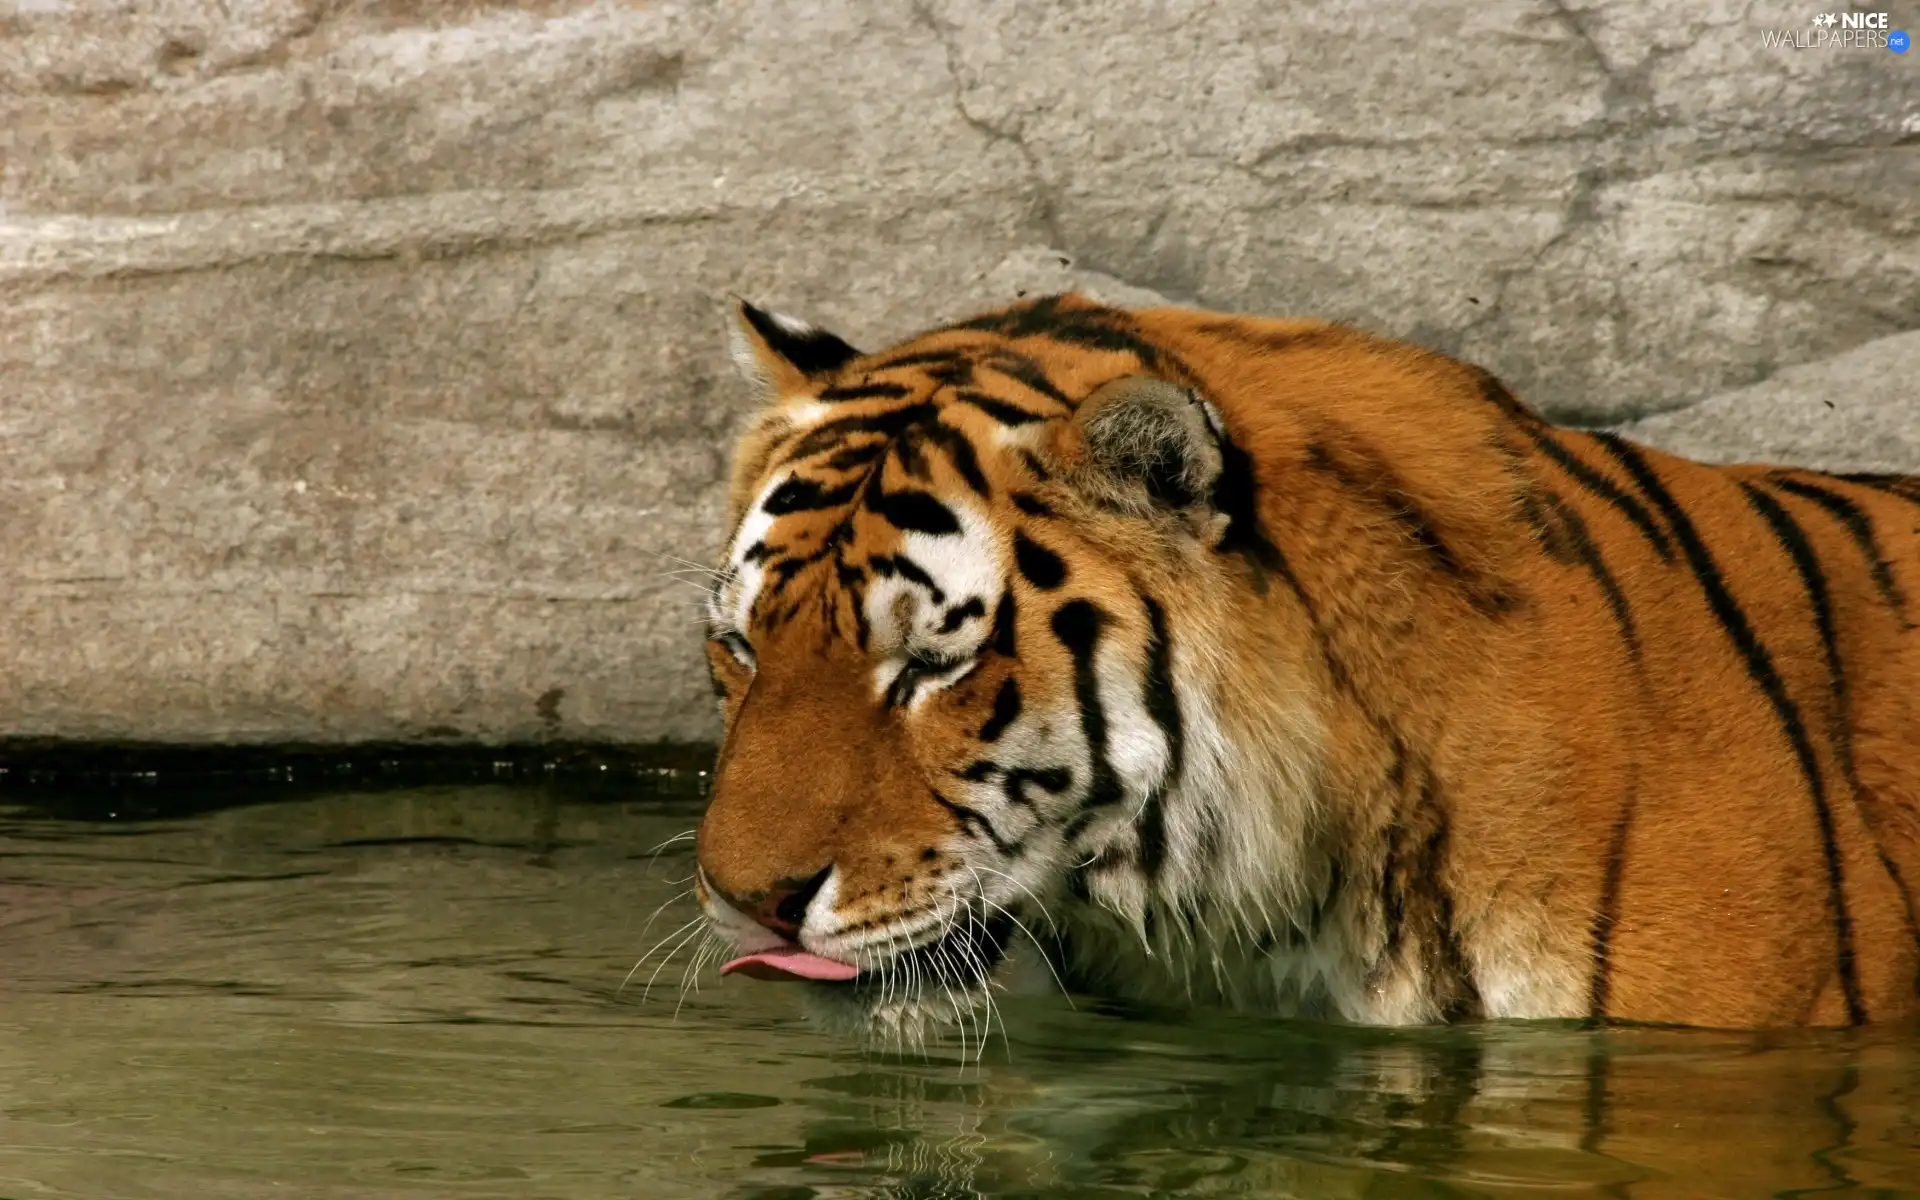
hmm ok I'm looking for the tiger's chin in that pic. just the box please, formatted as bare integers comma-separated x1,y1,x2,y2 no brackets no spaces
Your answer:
796,976,1000,1051
791,913,1021,1053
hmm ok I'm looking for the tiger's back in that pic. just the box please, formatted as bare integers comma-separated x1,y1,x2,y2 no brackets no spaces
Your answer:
694,294,1920,1032
1137,305,1920,1026
1502,431,1920,1026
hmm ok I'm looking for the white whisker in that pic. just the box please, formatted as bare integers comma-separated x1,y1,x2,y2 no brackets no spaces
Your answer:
641,919,711,1004
966,865,1074,1010
620,906,701,995
644,829,697,857
674,937,721,1021
968,863,1060,935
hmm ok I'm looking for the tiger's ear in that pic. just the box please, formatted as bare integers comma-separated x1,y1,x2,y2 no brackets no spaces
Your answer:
1058,376,1227,521
728,297,862,399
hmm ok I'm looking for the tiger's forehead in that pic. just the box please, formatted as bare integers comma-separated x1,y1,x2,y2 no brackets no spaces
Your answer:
718,471,1006,659
712,336,1088,650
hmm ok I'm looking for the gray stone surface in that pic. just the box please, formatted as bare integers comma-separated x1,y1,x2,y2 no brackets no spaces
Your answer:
1,0,1914,745
1619,330,1920,474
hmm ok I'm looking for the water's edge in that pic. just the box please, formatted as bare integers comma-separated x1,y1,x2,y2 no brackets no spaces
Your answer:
0,740,719,818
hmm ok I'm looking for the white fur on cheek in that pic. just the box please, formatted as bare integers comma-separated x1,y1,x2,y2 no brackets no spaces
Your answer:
721,473,788,631
796,868,843,953
901,498,1004,615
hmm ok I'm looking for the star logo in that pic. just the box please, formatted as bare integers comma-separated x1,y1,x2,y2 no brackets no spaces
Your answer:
1811,12,1837,26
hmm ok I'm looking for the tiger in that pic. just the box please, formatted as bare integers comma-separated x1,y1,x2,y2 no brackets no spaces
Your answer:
691,292,1920,1040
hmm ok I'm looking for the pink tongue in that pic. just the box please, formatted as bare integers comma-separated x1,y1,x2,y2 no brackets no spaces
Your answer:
720,947,859,983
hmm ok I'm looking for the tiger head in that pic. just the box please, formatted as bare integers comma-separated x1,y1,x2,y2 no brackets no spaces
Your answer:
693,295,1331,1042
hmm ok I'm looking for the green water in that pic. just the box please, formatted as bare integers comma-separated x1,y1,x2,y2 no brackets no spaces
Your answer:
1,780,1916,1199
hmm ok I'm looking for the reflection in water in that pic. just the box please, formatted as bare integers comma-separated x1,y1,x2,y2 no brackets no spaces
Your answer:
0,782,1914,1198
762,1010,1920,1198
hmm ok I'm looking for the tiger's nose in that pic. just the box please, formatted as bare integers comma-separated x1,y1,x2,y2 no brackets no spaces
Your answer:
712,865,833,937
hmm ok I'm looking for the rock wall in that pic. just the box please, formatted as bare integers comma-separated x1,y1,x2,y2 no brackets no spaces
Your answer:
3,0,1915,745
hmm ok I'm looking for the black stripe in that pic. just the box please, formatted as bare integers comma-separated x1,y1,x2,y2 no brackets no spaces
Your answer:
997,771,1039,810
1379,818,1407,962
931,790,1019,856
1135,595,1185,881
1194,319,1348,357
817,381,911,402
1539,491,1643,661
990,590,1017,657
868,554,945,604
938,596,986,633
820,443,883,473
1010,491,1054,518
1007,765,1071,799
767,556,815,591
953,296,1165,369
1596,433,1865,1024
872,349,975,371
782,403,937,464
1518,486,1566,557
1208,414,1287,584
1588,784,1637,1019
923,358,975,387
891,428,930,480
1051,600,1126,811
1525,427,1675,562
1033,317,1163,366
866,488,961,536
1739,483,1879,1022
978,677,1021,741
954,389,1050,427
1767,474,1909,623
954,294,1065,335
921,419,991,497
1465,364,1540,423
1753,481,1920,994
832,559,865,592
1743,482,1846,722
843,578,871,652
976,764,1072,811
1836,472,1920,513
1013,530,1068,590
1019,449,1054,481
982,353,1073,408
762,474,861,515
